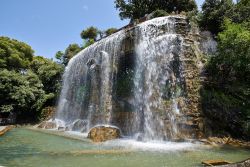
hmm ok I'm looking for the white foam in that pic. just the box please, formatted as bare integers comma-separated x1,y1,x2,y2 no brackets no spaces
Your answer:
102,139,201,152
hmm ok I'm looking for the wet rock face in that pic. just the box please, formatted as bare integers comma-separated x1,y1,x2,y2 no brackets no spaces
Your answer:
87,125,121,142
71,119,88,132
38,121,57,129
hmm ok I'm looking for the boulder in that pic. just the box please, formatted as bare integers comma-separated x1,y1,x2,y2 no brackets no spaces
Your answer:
87,125,121,142
38,121,57,129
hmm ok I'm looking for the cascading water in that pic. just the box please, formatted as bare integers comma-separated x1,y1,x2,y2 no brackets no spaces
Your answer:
132,17,185,141
56,30,126,131
55,16,192,141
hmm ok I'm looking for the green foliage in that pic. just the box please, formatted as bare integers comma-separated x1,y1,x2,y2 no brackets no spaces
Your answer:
0,36,34,70
201,88,250,139
0,70,48,115
82,38,95,49
64,44,81,63
198,0,234,35
115,0,197,20
55,51,64,63
0,105,14,113
230,0,250,24
0,37,63,122
203,18,250,139
105,28,118,36
208,20,250,83
80,26,98,41
56,44,82,66
31,56,64,104
152,9,169,18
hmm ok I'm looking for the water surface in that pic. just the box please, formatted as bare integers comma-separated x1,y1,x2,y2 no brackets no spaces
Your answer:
0,128,249,167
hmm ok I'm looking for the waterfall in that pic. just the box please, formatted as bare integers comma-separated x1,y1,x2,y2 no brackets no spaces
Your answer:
132,17,185,141
56,30,126,131
55,16,192,140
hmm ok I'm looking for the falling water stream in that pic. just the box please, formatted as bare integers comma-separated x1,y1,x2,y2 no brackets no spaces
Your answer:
55,16,192,141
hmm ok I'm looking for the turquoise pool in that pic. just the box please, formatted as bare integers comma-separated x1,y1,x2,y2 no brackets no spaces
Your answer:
0,128,249,167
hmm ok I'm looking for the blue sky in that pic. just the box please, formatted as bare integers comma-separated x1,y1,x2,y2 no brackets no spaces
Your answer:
0,0,204,59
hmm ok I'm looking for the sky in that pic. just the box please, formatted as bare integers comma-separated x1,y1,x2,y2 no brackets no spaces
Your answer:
0,0,204,59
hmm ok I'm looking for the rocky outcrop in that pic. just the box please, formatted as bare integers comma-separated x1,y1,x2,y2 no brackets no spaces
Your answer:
37,121,57,129
87,125,121,142
171,17,206,139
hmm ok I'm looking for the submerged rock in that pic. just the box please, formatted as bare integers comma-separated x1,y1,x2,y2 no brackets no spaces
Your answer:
87,125,121,142
37,121,57,129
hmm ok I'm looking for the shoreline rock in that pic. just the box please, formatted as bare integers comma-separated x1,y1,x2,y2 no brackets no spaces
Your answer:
199,137,250,149
202,158,250,167
217,158,250,167
0,125,14,136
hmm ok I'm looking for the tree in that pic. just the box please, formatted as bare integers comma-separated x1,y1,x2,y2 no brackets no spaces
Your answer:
0,70,50,121
82,38,95,49
198,0,234,35
202,20,250,139
230,0,250,24
80,26,98,41
56,44,81,66
0,36,34,71
0,36,63,122
55,51,64,63
30,56,64,104
208,20,250,83
105,28,118,36
114,0,197,20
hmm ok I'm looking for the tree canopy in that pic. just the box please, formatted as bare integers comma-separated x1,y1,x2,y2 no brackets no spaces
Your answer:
0,37,34,71
55,44,81,66
115,0,197,20
0,37,63,122
198,0,234,35
0,70,46,114
31,56,64,102
80,26,99,41
105,28,118,36
201,0,250,138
